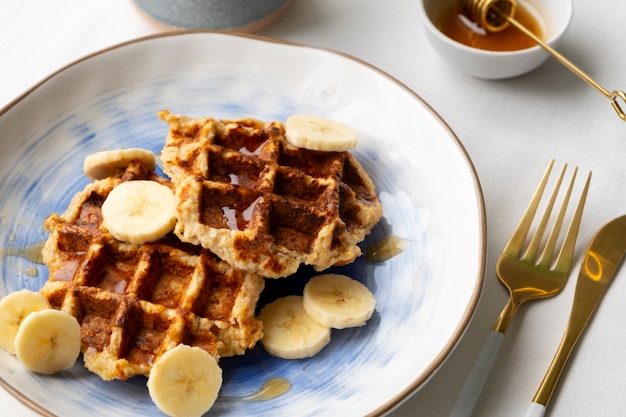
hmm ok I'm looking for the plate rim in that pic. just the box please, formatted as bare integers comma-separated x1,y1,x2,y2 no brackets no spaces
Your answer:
0,30,487,417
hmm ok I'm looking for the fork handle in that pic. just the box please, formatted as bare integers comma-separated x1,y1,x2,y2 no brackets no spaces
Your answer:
449,331,505,417
523,402,546,417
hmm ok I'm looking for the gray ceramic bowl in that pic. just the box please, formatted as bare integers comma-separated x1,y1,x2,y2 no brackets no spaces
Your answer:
133,0,292,32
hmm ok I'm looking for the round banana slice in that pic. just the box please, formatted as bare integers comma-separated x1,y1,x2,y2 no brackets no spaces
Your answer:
14,309,81,374
101,180,177,245
147,344,222,417
284,114,358,152
0,289,51,354
303,274,376,329
84,148,156,180
258,295,331,359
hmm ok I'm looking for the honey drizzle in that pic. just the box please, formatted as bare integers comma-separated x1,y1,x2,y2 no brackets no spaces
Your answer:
243,377,291,401
221,377,291,402
0,241,45,277
365,235,411,262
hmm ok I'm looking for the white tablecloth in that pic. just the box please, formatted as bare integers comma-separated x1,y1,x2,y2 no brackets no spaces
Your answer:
2,1,626,416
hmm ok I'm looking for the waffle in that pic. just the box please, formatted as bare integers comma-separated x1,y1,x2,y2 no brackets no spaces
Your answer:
40,162,264,381
159,111,383,278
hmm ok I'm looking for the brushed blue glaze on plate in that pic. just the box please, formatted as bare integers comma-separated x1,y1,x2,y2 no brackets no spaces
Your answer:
0,32,485,416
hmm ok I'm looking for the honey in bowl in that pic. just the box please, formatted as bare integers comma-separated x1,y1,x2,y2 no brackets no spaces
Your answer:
437,3,544,51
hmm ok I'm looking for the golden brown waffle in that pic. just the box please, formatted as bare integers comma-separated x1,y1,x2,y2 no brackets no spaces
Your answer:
159,110,383,278
40,162,264,381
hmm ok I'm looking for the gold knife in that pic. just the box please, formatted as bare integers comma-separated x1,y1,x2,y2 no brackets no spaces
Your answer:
525,214,626,417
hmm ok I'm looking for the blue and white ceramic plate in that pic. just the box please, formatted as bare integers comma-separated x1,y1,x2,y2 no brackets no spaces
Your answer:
0,32,485,416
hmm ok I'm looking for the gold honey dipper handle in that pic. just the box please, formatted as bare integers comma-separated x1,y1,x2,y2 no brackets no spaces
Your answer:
463,0,626,121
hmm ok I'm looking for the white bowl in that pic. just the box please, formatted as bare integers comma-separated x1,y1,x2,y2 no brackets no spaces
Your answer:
417,0,573,79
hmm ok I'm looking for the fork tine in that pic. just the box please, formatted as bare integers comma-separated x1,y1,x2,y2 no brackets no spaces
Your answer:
524,163,567,260
537,167,577,266
504,159,555,257
552,170,592,272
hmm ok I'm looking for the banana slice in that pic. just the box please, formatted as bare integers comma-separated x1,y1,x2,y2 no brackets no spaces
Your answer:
14,309,81,374
303,274,375,329
0,289,51,354
101,180,177,244
258,295,331,359
284,114,358,152
147,344,222,417
83,148,156,180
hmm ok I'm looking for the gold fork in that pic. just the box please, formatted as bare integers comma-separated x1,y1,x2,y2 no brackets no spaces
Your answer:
450,159,592,417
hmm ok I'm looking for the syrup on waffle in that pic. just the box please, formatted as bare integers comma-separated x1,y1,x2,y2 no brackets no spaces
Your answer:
159,110,383,278
40,162,264,381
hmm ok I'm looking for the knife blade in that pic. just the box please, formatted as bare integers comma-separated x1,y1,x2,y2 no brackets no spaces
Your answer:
525,214,626,417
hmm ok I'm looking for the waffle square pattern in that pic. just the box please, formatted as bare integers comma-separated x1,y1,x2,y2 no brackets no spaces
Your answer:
159,111,383,278
40,163,264,381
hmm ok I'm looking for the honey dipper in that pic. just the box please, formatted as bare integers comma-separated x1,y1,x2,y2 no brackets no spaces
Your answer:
463,0,626,121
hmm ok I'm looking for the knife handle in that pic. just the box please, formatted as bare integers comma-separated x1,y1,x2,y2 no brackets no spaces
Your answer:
449,331,505,417
524,402,546,417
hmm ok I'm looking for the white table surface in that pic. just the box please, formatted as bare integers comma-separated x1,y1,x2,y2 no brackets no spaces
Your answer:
2,1,626,416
